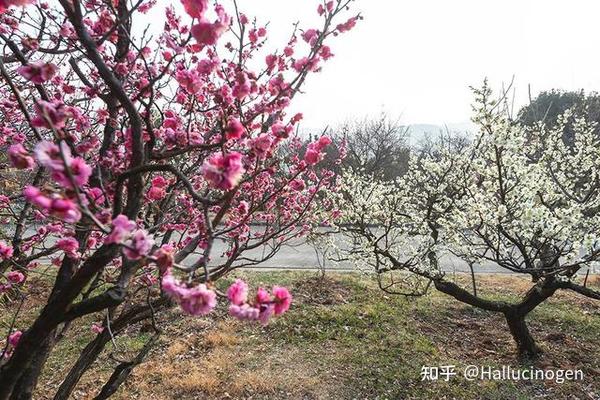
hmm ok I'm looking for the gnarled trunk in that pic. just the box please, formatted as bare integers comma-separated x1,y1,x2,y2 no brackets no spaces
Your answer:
8,336,54,400
504,312,541,360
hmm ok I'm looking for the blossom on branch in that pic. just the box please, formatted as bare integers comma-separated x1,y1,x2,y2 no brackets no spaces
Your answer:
202,152,245,190
161,273,217,316
17,61,57,84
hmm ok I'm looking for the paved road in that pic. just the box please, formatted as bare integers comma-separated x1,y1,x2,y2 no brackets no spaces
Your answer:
7,227,598,275
199,235,598,275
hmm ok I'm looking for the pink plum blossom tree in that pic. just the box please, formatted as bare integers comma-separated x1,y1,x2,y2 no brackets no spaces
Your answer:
0,0,359,398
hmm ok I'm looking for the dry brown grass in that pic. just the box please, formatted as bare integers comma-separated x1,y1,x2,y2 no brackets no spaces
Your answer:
4,272,599,399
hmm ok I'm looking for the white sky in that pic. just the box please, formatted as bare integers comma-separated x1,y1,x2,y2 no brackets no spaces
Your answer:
147,0,600,129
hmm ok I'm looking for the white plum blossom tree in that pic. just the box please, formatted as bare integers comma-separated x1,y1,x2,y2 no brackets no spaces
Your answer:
334,82,600,360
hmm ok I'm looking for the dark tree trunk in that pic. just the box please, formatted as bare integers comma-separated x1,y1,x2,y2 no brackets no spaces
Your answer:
8,336,54,400
505,312,541,361
53,298,171,400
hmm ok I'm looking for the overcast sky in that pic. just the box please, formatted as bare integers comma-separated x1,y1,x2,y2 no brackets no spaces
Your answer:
149,0,600,130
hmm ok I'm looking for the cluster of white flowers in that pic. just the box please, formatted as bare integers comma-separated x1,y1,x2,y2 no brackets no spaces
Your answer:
334,83,600,279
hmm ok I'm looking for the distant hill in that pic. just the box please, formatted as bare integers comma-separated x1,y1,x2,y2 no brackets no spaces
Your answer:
404,122,476,146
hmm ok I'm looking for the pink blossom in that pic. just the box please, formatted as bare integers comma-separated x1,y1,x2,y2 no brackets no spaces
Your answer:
34,141,65,171
191,20,225,46
7,271,25,284
147,186,165,201
0,0,33,13
180,0,207,18
17,61,57,84
273,286,292,315
175,69,203,94
91,323,104,334
227,279,248,305
8,144,35,169
224,118,245,141
302,29,319,45
147,176,169,200
317,1,334,15
256,287,271,304
251,134,273,158
0,241,14,260
162,273,217,316
49,198,81,223
283,46,294,57
31,100,70,129
265,54,278,71
337,17,358,33
23,186,81,223
51,157,92,188
8,331,22,348
105,215,136,244
232,73,251,100
316,135,332,150
293,57,319,73
304,148,321,165
227,284,292,325
57,237,79,259
290,179,305,191
202,152,245,190
304,136,332,165
320,45,334,60
271,122,291,139
122,229,154,260
238,200,249,214
153,244,174,274
23,186,52,210
191,7,230,47
229,303,260,321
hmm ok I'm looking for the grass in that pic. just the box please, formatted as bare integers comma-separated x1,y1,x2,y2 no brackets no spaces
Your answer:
2,272,599,399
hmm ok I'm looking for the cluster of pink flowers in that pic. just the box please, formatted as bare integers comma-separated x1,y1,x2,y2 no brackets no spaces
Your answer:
1,269,25,294
90,323,104,334
0,0,33,13
7,144,34,170
21,140,91,223
146,176,169,201
105,215,154,260
224,118,245,141
161,272,217,316
160,275,291,325
251,134,273,159
180,0,207,19
6,271,25,285
304,136,332,165
17,61,57,84
336,16,358,33
31,100,71,130
202,152,245,190
0,241,14,260
183,0,231,48
56,237,80,259
153,244,175,274
317,1,335,16
34,141,92,188
23,186,81,223
227,279,292,325
1,331,22,359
